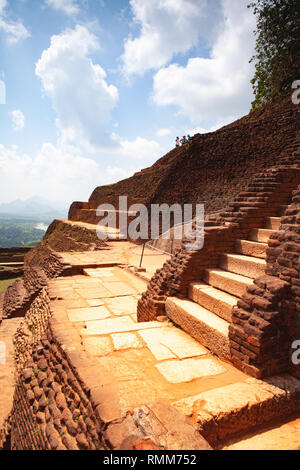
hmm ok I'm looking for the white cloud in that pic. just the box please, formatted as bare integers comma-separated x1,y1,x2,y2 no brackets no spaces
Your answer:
8,24,165,204
156,128,171,137
0,0,6,15
36,25,119,152
122,0,223,76
0,0,30,43
0,134,165,203
0,142,132,204
111,134,162,160
153,0,256,124
104,166,133,182
11,109,25,131
186,126,208,135
45,0,80,15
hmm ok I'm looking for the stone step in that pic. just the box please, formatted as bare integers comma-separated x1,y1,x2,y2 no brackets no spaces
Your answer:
239,192,272,198
249,228,275,243
248,183,279,189
264,217,281,230
254,178,278,183
172,375,300,448
219,253,266,279
222,415,300,450
165,297,230,361
234,196,267,203
278,205,288,216
188,282,237,322
229,201,265,209
235,239,267,259
202,268,253,298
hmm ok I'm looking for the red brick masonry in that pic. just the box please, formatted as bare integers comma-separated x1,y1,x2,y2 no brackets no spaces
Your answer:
138,133,300,379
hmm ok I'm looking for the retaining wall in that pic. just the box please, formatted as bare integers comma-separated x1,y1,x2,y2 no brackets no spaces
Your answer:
138,135,300,378
8,285,211,451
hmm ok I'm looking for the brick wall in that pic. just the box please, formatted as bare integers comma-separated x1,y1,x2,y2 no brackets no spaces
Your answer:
138,137,300,379
138,150,300,318
8,285,211,450
10,288,104,450
2,246,65,320
230,172,300,379
68,92,300,230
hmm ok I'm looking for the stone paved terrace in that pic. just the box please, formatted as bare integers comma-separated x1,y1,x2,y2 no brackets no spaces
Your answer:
0,317,23,444
51,266,247,409
0,239,170,449
47,263,300,449
1,237,300,449
59,239,171,279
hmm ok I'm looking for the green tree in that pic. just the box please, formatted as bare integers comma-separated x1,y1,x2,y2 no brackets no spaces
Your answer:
249,0,300,109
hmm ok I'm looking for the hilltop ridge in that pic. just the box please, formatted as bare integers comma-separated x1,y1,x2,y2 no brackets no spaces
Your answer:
69,91,300,225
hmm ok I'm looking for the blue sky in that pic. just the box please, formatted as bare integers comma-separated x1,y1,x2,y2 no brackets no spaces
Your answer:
0,0,256,206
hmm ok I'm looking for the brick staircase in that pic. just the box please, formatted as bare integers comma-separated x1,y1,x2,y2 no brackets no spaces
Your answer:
165,205,285,361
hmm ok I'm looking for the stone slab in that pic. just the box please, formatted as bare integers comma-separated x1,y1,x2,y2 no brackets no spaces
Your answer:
63,299,90,309
102,281,138,297
156,358,226,384
67,306,111,323
138,327,207,361
84,268,117,278
75,287,112,299
86,299,105,307
97,349,153,382
83,336,113,356
105,296,138,316
111,333,143,351
138,329,176,361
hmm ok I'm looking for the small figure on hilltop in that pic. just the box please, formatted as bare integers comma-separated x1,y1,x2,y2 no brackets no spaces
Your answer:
175,134,193,148
181,136,187,145
186,134,192,149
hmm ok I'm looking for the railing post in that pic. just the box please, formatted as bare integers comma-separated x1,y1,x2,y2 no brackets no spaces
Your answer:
139,243,146,268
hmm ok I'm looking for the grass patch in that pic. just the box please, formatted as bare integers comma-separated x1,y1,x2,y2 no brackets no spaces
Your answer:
0,265,21,270
0,276,22,294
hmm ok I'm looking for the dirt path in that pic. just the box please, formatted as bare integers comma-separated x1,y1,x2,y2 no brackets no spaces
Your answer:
0,317,23,444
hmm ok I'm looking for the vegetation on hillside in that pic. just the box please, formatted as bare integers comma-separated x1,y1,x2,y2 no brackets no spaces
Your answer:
249,0,300,108
0,216,49,248
0,277,22,294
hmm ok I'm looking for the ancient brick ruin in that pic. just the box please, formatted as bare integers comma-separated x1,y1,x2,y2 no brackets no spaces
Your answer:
0,91,300,451
138,140,300,379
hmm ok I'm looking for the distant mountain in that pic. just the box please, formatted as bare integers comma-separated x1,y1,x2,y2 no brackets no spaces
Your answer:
0,196,68,220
